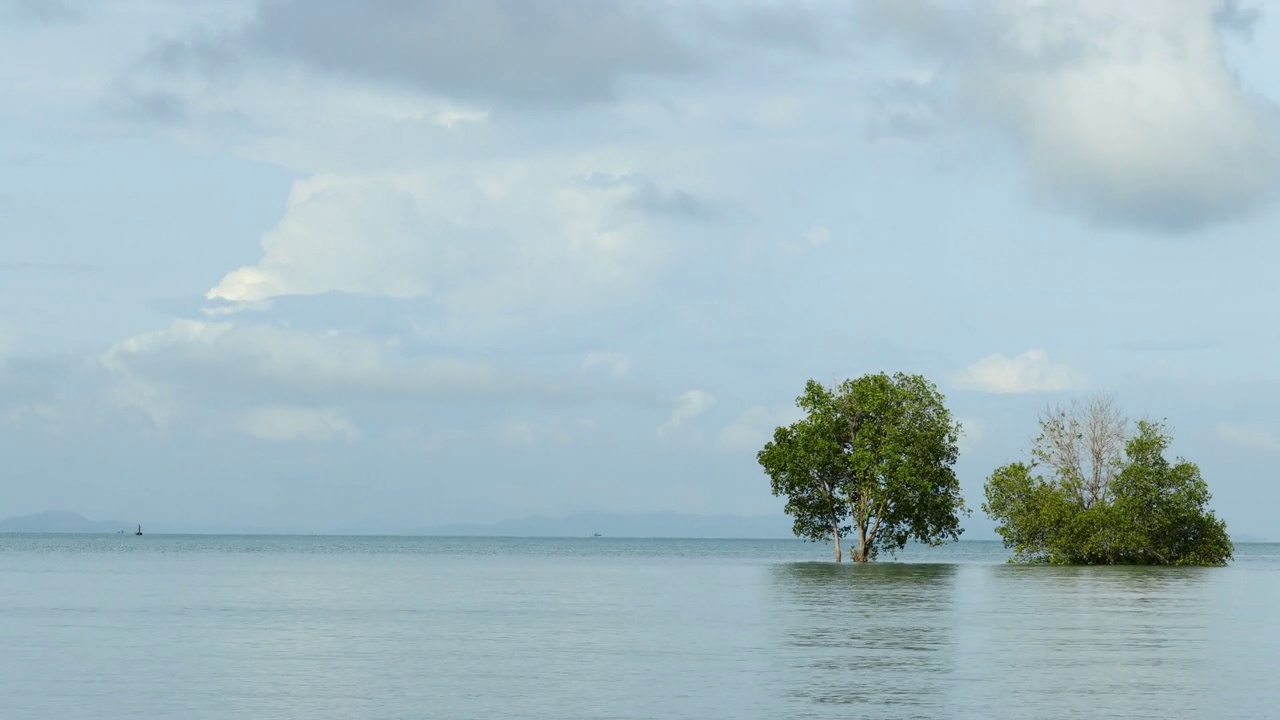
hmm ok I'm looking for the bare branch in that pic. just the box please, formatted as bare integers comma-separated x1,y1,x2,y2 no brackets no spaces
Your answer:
1082,393,1126,506
1032,393,1127,507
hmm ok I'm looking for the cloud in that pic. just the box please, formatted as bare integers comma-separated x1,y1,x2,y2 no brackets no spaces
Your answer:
205,171,682,331
102,89,190,125
148,1,840,109
238,405,360,442
162,0,697,107
581,352,630,378
1213,1,1262,39
658,389,716,437
100,319,570,419
951,349,1085,394
864,0,1280,231
1,0,81,25
207,175,436,303
1215,422,1280,452
719,404,804,452
866,72,940,143
616,176,717,221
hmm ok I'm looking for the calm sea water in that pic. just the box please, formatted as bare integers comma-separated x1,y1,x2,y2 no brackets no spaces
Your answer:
2,535,1277,719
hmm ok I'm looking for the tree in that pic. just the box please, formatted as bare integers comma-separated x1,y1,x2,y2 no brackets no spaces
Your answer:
983,398,1232,566
1032,394,1126,509
758,373,966,562
1107,421,1233,565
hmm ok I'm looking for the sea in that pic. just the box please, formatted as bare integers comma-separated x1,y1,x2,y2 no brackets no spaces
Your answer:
1,534,1277,719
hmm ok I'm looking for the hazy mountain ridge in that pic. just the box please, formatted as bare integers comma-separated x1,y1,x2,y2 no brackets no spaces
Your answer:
0,511,131,534
1,510,1267,542
420,512,800,539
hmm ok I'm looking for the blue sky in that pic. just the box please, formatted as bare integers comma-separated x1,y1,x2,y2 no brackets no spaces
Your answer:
2,0,1279,538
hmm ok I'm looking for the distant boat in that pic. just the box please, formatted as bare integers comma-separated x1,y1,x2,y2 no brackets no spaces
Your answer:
592,533,602,537
135,525,142,536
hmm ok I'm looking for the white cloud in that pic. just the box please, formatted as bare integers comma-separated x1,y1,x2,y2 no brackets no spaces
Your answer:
238,405,360,443
581,352,630,377
658,389,716,437
205,169,677,333
867,0,1280,230
207,175,435,303
951,349,1085,394
719,404,805,452
1215,422,1280,452
103,319,510,403
96,319,592,439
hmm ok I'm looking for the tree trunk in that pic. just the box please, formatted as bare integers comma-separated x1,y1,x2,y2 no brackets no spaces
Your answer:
853,523,870,563
833,524,842,563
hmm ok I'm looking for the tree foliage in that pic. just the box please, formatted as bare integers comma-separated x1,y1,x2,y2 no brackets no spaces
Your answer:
984,399,1232,566
758,373,966,562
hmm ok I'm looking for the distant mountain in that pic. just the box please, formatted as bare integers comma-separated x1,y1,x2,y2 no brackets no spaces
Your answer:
421,512,798,539
0,511,130,534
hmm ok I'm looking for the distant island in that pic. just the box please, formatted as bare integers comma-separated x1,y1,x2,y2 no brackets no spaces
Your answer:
0,511,131,534
0,509,1268,543
0,510,802,538
420,512,800,539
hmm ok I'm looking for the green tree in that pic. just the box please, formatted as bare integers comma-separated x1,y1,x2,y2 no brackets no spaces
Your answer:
983,402,1232,566
758,373,966,562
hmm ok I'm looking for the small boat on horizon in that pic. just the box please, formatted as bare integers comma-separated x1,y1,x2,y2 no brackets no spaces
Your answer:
135,525,142,536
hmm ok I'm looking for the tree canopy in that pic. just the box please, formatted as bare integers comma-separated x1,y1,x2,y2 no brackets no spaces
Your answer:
983,397,1232,566
757,373,966,562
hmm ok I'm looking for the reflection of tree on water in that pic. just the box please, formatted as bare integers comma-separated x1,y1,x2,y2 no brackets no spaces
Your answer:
987,564,1213,675
767,563,959,716
993,563,1210,594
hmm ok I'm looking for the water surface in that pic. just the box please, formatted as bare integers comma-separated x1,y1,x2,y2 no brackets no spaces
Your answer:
2,535,1276,718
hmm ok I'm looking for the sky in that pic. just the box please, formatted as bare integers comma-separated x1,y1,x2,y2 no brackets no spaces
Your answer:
2,0,1279,538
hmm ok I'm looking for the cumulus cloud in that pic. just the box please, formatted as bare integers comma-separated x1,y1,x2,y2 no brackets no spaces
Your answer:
658,389,716,437
207,175,436,303
1215,422,1280,452
238,405,360,443
864,0,1280,231
205,170,684,331
951,349,1085,394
